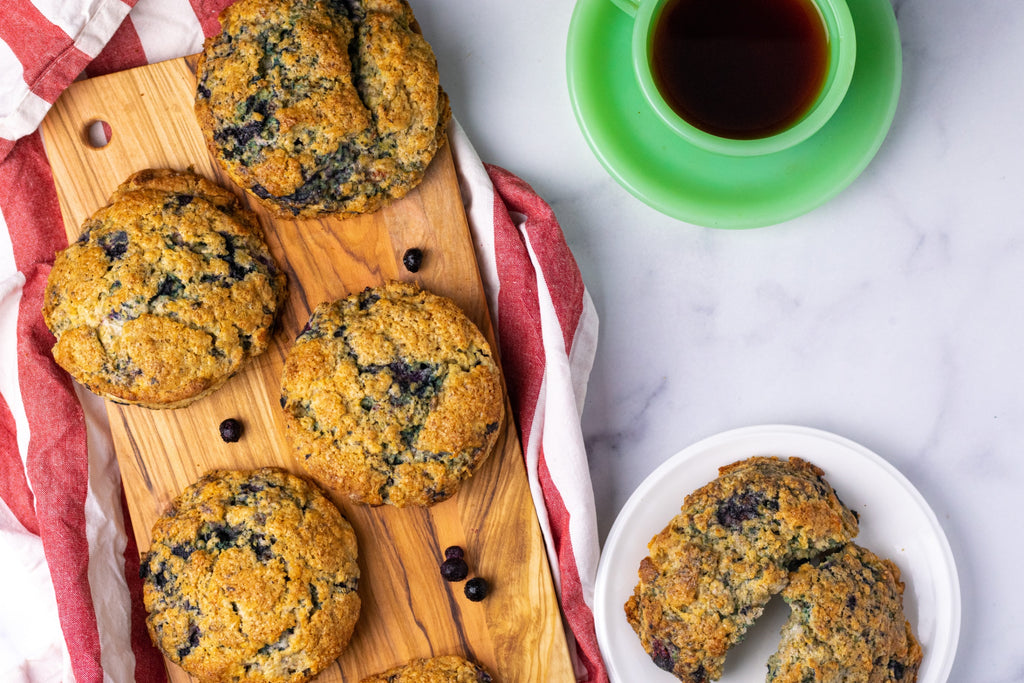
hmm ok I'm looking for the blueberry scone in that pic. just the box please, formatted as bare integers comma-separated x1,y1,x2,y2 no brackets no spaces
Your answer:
360,655,493,683
195,0,451,218
625,456,860,682
767,543,922,683
43,168,286,409
280,281,504,507
140,468,360,683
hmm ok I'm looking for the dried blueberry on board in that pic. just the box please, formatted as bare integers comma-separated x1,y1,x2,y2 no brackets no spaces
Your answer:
402,247,424,272
464,577,489,601
440,557,469,582
219,418,243,443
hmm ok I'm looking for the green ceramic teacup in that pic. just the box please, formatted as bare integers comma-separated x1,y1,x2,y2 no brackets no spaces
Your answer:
611,0,857,157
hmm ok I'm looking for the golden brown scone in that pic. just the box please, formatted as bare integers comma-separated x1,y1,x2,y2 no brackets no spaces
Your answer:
360,655,493,682
625,456,860,682
139,468,360,683
768,543,922,683
42,168,286,409
280,281,504,507
195,0,451,218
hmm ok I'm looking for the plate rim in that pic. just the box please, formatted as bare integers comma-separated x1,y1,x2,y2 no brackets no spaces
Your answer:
594,423,961,682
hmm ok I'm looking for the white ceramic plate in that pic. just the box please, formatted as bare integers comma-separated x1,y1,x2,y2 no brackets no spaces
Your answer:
595,424,960,682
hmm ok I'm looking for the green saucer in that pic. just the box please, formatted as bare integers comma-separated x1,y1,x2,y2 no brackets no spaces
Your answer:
566,0,902,229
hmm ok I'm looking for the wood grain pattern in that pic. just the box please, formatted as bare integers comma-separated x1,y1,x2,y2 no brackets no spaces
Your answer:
40,56,575,682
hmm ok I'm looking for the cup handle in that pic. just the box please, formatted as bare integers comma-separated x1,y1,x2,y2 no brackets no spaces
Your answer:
608,0,641,17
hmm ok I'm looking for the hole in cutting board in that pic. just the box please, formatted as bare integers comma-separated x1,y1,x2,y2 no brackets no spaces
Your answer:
85,120,112,148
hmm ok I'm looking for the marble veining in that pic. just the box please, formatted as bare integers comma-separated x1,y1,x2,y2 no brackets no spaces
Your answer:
420,0,1023,678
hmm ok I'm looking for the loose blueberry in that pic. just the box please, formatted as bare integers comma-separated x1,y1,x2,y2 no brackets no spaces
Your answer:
464,577,489,601
402,247,424,272
444,545,464,561
219,418,243,443
440,557,469,582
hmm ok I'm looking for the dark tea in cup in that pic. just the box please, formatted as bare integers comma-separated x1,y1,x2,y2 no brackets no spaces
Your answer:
651,0,830,140
622,0,855,156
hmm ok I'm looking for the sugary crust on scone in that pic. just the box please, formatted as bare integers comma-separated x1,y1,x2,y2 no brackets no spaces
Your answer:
280,280,504,507
195,0,451,218
140,468,360,683
624,456,860,682
768,543,922,683
359,655,493,683
42,168,286,409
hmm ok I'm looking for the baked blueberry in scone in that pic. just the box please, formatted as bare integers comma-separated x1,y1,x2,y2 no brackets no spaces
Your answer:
195,0,451,218
43,168,286,409
767,543,922,683
280,280,504,507
360,655,493,683
624,456,860,682
140,468,360,683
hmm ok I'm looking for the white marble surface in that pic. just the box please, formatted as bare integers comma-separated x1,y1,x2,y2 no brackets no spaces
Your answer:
415,0,1020,679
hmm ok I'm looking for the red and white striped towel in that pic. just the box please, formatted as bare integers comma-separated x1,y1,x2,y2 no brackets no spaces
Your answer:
0,1,606,681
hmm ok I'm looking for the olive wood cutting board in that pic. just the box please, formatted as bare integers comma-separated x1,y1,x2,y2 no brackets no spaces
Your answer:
40,56,574,682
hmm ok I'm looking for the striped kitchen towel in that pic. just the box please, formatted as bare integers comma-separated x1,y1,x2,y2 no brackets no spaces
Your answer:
0,1,607,681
